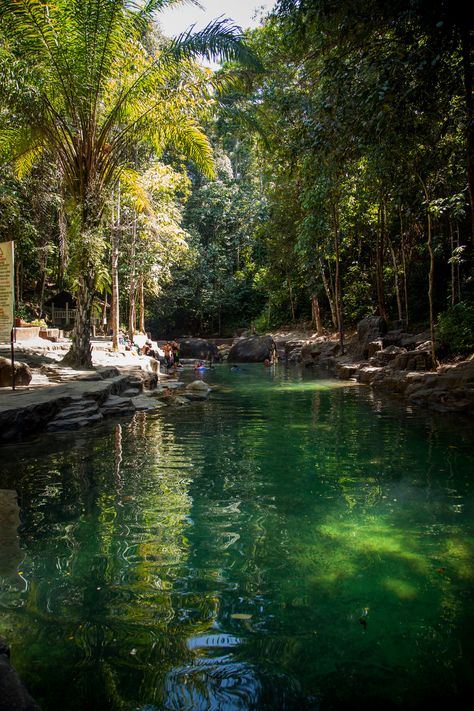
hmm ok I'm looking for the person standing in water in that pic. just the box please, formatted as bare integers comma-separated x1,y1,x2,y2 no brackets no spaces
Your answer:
171,341,180,366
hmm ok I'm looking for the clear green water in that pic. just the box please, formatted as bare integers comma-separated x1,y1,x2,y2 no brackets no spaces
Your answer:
1,365,474,710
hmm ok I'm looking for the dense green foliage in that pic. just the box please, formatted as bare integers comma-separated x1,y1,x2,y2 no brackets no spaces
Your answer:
0,0,472,358
0,0,256,364
436,302,474,356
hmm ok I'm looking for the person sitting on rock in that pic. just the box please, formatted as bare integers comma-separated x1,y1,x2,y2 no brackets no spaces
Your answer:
141,339,155,357
144,333,157,358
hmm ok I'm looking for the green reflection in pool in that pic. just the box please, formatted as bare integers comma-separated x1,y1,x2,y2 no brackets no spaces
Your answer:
0,364,473,710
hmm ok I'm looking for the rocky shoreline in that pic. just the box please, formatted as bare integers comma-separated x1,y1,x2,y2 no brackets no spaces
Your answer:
0,339,212,443
269,317,474,415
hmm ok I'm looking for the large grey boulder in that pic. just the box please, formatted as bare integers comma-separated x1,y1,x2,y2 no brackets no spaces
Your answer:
348,316,387,360
227,335,276,363
387,347,433,372
370,345,406,367
177,338,219,361
300,338,340,368
280,339,307,363
400,330,431,350
0,357,32,387
357,365,382,384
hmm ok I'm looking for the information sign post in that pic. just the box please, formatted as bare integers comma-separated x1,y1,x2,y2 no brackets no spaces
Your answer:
0,241,15,389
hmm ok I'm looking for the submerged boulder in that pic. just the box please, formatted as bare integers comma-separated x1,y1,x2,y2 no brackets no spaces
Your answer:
185,380,211,400
227,335,276,363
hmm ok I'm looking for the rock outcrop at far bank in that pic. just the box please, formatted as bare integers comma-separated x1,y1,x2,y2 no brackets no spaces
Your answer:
371,357,474,413
272,317,473,415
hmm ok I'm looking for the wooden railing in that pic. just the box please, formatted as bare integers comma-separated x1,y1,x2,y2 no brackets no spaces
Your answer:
47,305,100,325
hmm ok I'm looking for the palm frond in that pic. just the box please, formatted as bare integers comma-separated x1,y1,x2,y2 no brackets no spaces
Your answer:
0,0,77,113
60,0,131,119
150,119,215,178
0,125,40,167
170,17,263,70
118,167,153,214
131,0,201,35
15,143,44,177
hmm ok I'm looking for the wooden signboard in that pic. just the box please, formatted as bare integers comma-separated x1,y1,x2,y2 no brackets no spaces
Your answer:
0,241,14,344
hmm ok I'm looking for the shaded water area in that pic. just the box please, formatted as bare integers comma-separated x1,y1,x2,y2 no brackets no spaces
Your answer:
1,365,474,710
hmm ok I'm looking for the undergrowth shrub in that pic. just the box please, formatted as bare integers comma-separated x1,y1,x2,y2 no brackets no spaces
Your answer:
436,301,474,357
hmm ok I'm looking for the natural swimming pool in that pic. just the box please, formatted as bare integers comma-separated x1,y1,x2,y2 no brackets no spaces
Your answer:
1,364,473,710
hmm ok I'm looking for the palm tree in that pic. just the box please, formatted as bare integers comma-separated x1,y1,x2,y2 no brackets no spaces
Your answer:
0,0,258,366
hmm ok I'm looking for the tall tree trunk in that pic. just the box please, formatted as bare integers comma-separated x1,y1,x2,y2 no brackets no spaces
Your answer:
138,273,145,333
449,219,462,303
65,270,96,368
39,254,48,317
449,218,456,305
456,223,462,301
15,259,21,304
388,234,403,322
311,294,322,334
101,292,108,334
332,204,344,355
128,213,137,342
400,211,409,327
288,277,296,321
63,188,103,367
427,210,437,368
128,289,136,340
111,185,120,351
459,24,474,247
58,202,68,289
419,177,438,369
319,258,337,328
376,202,389,321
